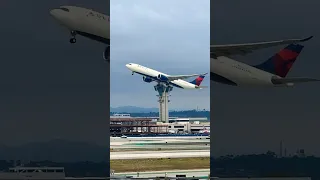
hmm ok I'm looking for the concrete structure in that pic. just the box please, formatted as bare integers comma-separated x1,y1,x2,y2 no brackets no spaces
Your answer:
110,113,131,118
114,169,210,179
109,114,210,135
157,121,210,134
111,150,210,160
168,117,208,123
110,117,168,136
138,116,208,123
154,83,173,123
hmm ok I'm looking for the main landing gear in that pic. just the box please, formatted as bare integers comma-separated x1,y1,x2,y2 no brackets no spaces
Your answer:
69,30,77,44
132,72,134,75
103,45,110,62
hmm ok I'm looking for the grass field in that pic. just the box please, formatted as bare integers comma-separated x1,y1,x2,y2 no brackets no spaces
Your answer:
110,157,210,172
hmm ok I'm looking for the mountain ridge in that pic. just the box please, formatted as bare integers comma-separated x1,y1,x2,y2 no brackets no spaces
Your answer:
110,106,208,113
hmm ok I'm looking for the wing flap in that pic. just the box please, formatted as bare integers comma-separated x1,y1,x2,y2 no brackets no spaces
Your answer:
271,77,320,85
211,36,313,57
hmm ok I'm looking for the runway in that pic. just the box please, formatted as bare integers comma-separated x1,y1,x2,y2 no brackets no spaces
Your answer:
110,136,210,151
110,149,210,160
113,168,210,179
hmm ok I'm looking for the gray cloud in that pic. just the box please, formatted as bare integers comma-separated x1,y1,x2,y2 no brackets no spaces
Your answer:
110,0,210,109
211,0,320,156
0,0,109,146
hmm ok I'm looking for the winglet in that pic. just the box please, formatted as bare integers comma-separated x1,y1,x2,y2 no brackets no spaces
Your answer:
300,36,313,42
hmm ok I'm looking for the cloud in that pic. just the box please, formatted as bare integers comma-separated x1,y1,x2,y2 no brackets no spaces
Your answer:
110,0,210,109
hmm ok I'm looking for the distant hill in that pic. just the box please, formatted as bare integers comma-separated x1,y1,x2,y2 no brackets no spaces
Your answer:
110,106,158,113
110,109,210,120
110,106,209,114
0,139,108,162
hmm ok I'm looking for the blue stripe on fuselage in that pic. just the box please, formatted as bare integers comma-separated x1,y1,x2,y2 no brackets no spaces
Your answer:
134,72,184,89
76,31,110,44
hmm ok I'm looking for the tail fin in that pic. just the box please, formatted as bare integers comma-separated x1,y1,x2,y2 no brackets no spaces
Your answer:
253,44,304,77
190,73,207,86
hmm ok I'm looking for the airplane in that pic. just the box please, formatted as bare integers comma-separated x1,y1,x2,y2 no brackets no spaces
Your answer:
211,36,320,87
126,63,208,89
50,6,110,61
199,128,210,134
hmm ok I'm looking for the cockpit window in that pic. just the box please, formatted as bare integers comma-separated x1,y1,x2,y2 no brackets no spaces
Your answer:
60,7,70,12
128,63,132,65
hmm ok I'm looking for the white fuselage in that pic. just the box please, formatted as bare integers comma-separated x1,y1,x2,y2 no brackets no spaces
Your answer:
126,63,199,89
211,56,281,87
50,6,110,42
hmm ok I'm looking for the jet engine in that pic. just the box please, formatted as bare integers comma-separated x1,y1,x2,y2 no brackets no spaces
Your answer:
103,45,110,62
286,83,294,87
157,74,168,81
143,76,153,83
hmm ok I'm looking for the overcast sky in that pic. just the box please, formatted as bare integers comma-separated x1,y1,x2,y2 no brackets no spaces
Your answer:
110,0,210,110
211,0,320,156
0,0,109,146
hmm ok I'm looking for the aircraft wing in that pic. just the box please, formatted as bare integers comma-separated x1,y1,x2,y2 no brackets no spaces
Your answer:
195,85,208,89
211,36,313,57
271,77,320,85
167,73,208,81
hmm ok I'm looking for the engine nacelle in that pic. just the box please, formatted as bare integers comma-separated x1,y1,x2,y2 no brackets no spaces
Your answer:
103,45,110,62
286,83,294,87
143,76,153,83
157,74,169,81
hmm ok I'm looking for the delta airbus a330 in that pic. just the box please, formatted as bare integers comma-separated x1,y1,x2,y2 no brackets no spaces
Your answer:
126,63,207,89
50,6,110,61
211,36,320,87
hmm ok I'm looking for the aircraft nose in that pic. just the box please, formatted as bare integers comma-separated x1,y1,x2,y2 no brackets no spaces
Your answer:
50,9,66,21
50,9,59,17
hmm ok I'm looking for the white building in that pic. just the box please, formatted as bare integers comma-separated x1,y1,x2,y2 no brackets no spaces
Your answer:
157,121,210,134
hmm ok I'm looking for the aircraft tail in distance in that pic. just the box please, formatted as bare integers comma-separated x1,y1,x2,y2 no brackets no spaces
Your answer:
190,73,207,86
253,44,304,77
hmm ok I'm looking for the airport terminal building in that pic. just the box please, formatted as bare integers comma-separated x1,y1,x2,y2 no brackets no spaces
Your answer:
110,114,210,136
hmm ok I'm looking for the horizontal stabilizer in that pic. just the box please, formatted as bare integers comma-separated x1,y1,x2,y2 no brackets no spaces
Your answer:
195,85,208,89
271,76,320,85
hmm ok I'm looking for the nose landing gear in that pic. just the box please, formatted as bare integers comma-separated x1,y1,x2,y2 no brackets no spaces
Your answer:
103,45,110,62
69,30,77,44
70,38,76,43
